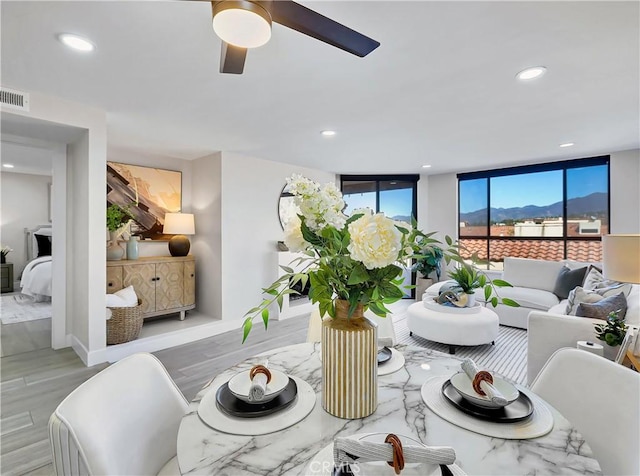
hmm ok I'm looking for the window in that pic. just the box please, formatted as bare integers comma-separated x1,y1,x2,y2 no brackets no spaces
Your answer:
341,175,419,296
458,157,609,269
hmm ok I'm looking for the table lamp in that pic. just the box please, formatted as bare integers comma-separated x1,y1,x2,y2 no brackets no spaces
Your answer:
163,213,195,257
602,234,640,284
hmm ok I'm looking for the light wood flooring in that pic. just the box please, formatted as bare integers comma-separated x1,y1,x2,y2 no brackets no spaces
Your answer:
0,315,309,476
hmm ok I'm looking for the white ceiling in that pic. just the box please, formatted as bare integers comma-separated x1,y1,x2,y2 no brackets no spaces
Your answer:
1,1,638,175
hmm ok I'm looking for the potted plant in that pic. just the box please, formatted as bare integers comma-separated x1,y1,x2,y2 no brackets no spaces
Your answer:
412,244,443,300
446,257,517,308
0,245,13,264
106,204,133,261
594,310,628,360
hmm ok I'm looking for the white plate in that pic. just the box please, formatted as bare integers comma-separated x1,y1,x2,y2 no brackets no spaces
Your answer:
227,368,289,403
449,372,519,409
304,432,442,476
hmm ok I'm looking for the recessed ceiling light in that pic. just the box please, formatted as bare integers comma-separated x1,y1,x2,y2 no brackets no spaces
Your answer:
58,33,95,52
2,164,15,168
321,130,336,137
421,165,432,169
516,66,547,81
559,142,575,148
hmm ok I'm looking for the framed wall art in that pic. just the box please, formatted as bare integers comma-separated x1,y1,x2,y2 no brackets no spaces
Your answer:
107,161,182,240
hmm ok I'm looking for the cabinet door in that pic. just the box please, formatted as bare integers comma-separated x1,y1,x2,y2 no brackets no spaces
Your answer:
156,262,184,311
106,266,123,293
184,260,196,306
123,264,156,314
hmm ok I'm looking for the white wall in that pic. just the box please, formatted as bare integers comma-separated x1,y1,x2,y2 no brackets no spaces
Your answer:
191,152,222,319
220,152,335,322
420,172,458,242
0,171,51,277
5,91,108,363
610,149,640,233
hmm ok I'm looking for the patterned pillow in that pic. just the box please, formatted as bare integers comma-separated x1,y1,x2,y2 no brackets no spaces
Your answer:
576,293,628,320
566,284,632,315
582,265,632,295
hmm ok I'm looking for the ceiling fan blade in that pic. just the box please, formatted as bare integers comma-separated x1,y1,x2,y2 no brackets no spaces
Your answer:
220,41,247,74
270,0,379,57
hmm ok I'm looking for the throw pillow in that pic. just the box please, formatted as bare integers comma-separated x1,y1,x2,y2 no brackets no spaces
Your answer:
566,287,605,315
581,265,632,296
34,234,52,257
106,285,139,308
553,266,588,299
576,292,628,320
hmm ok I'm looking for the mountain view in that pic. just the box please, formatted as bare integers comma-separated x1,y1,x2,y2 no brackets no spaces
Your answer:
460,192,608,225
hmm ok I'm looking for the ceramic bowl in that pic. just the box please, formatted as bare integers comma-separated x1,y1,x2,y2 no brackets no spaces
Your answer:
449,372,520,409
227,368,289,403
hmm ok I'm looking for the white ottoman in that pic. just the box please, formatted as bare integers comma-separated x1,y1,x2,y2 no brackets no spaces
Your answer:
407,302,499,354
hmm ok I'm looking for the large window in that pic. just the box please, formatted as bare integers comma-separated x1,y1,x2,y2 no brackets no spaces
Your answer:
458,157,609,269
341,175,419,296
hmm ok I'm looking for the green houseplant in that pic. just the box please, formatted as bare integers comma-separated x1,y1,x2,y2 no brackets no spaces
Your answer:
412,245,444,281
106,204,133,232
594,310,628,347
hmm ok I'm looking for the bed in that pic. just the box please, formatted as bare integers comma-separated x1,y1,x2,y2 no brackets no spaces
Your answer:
21,225,52,302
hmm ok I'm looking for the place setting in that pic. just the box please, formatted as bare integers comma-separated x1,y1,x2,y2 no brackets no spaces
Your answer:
197,360,317,435
377,337,406,376
305,431,467,476
421,358,554,439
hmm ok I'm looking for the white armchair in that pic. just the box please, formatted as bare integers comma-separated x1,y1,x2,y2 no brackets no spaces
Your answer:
48,353,188,476
526,311,604,384
531,348,640,476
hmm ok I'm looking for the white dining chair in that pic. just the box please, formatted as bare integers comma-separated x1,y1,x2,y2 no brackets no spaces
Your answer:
306,305,397,345
48,352,189,476
530,347,640,476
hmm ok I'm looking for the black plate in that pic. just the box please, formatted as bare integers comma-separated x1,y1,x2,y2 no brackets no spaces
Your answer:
377,347,393,365
216,378,298,418
441,379,533,423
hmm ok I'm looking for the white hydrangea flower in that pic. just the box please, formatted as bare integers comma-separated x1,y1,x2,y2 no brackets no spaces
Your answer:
286,175,347,232
283,215,309,252
347,212,403,269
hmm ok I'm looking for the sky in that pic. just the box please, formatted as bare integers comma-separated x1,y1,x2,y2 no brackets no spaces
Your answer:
460,165,608,213
344,188,413,220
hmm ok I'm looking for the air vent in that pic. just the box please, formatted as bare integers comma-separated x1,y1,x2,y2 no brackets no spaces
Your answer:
0,87,30,112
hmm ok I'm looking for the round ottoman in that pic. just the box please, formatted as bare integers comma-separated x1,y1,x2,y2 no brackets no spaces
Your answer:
407,302,499,354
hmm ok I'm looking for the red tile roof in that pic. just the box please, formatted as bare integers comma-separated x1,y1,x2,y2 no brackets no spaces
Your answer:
459,239,602,263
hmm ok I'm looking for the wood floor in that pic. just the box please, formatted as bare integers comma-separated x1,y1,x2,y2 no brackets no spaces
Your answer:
0,315,309,476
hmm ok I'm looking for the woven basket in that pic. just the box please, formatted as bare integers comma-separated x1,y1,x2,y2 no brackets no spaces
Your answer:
107,300,143,345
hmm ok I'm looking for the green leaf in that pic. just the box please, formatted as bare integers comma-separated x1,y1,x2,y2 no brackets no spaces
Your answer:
280,265,294,274
242,318,253,343
277,294,284,309
502,298,520,307
484,286,491,301
300,219,323,246
261,308,269,329
445,235,453,246
491,297,498,307
243,306,261,316
266,288,279,296
345,213,364,226
347,263,370,285
492,279,512,288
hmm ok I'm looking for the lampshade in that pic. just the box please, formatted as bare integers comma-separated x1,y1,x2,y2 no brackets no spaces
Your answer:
163,213,195,235
602,234,640,284
212,0,272,48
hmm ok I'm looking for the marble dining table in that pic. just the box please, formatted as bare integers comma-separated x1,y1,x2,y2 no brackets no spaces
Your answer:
177,342,602,475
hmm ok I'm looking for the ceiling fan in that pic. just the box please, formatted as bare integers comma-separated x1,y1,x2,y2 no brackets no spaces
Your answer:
188,0,380,74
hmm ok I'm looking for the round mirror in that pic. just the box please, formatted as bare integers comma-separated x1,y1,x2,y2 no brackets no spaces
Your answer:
278,184,299,230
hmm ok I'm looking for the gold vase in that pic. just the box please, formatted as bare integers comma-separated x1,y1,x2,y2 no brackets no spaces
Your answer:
321,299,378,419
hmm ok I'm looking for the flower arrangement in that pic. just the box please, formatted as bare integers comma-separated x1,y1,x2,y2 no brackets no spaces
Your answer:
242,175,516,342
1,245,13,263
594,310,628,347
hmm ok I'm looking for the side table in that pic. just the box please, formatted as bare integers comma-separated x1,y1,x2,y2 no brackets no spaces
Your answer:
1,263,14,293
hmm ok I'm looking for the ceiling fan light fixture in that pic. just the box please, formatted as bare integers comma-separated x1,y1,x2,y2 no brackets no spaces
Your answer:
212,0,272,49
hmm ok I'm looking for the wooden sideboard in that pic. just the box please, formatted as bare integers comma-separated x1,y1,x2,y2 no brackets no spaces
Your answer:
107,255,195,320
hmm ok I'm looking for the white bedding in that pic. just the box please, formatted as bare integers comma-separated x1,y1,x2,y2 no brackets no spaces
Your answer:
21,256,52,302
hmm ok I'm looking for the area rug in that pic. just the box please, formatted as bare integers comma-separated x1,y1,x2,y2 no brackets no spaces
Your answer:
0,294,52,324
391,304,528,384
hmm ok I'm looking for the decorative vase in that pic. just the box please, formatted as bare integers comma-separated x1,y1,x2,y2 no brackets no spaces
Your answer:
126,236,139,260
107,231,125,261
415,277,434,301
603,344,619,361
466,292,476,307
321,299,378,419
0,255,5,264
